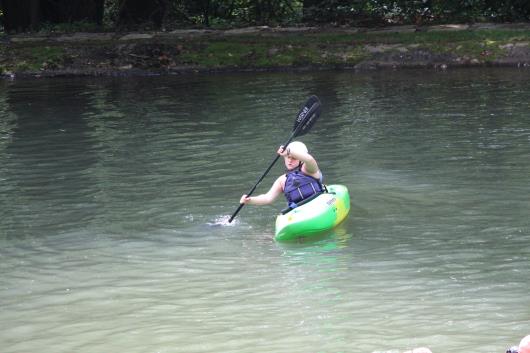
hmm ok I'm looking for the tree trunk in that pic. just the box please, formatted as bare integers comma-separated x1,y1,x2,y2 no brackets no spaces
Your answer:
94,0,104,25
118,0,167,28
1,0,40,32
40,0,105,25
302,0,322,22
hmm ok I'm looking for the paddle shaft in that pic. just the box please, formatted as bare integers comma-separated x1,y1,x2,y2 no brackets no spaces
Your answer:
228,128,299,223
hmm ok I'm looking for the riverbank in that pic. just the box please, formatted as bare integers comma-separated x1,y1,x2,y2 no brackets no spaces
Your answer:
2,22,530,78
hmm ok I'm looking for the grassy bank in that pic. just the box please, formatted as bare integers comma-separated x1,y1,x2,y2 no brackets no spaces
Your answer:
176,28,530,67
2,25,530,77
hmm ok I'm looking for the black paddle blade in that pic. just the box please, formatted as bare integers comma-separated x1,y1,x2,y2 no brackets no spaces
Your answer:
293,95,321,137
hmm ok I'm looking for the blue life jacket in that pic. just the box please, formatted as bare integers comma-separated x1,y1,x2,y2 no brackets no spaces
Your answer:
284,167,324,208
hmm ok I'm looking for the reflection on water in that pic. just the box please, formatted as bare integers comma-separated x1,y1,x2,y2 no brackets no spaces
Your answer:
1,69,529,353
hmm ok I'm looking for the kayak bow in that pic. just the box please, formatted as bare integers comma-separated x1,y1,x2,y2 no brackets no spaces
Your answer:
274,184,350,242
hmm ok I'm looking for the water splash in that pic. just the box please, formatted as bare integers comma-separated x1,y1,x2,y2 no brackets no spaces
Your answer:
208,215,237,227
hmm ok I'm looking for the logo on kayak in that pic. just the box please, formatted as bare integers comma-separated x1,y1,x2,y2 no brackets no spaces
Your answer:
326,197,336,205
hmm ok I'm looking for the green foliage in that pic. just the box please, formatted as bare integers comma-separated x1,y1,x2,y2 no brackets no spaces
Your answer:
2,0,530,34
176,33,372,68
175,0,303,27
13,46,66,71
301,0,530,26
30,46,64,62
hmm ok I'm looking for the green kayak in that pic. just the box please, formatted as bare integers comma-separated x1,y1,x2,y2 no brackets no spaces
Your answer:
274,184,350,242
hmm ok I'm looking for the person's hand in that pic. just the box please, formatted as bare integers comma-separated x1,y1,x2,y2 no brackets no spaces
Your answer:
277,145,288,157
240,194,251,204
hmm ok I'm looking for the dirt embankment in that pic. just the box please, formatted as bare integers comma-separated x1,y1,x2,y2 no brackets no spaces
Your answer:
2,23,530,78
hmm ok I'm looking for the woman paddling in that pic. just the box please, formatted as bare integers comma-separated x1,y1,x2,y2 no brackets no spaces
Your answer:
239,141,324,209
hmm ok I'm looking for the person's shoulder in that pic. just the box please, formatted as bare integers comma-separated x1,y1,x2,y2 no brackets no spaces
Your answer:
301,164,320,178
275,173,287,188
274,174,287,184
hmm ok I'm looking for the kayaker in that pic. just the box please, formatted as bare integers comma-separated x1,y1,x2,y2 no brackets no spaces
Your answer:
239,141,324,208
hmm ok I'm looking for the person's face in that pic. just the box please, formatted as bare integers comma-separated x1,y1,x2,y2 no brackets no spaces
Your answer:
284,155,299,170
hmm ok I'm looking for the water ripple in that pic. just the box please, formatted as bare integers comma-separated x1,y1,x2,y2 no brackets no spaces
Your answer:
2,71,530,353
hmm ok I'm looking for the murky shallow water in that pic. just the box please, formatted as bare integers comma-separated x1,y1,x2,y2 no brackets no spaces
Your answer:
1,69,529,353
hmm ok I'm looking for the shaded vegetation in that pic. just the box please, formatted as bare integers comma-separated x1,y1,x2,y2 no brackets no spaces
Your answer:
1,1,530,33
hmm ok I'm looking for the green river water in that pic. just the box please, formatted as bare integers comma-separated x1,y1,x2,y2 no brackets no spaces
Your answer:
0,68,529,353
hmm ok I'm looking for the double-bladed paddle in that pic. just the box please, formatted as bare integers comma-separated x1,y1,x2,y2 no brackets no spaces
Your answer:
228,95,322,223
